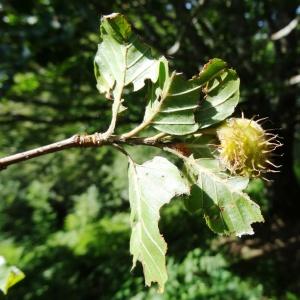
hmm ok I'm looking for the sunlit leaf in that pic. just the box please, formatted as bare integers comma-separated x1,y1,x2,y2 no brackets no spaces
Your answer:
144,58,199,135
128,156,189,292
0,256,25,295
184,157,263,236
144,58,239,135
94,13,161,99
196,67,240,128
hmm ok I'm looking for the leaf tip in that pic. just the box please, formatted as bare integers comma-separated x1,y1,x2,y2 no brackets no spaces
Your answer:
100,12,132,42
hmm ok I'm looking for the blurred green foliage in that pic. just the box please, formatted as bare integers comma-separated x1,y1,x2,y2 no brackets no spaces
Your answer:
0,0,299,299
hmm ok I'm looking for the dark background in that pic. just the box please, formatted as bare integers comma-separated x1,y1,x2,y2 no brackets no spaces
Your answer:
0,0,299,299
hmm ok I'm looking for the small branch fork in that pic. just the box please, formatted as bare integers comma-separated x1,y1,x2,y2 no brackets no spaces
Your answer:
0,133,170,170
2,57,181,172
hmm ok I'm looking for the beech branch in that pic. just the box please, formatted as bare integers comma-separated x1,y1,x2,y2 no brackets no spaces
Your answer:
0,133,170,170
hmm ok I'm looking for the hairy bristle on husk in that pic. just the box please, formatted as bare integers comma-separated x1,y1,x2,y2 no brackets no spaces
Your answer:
217,117,282,177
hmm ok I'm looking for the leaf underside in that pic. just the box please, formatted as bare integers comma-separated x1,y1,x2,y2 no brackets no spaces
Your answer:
145,58,240,135
94,14,240,135
184,157,264,236
94,13,161,99
145,58,200,135
94,13,263,293
196,68,240,129
128,156,189,292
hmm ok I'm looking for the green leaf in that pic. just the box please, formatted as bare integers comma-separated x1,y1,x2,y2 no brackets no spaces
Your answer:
196,67,240,128
144,58,200,135
194,58,227,86
180,134,217,159
144,58,238,135
94,13,161,99
0,256,25,295
183,184,204,213
184,157,264,236
128,156,189,292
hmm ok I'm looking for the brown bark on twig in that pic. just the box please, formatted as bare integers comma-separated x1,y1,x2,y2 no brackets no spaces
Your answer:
0,133,169,170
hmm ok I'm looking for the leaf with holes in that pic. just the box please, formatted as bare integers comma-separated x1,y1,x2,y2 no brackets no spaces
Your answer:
128,156,189,292
184,157,264,236
94,13,161,100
